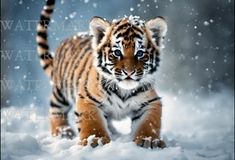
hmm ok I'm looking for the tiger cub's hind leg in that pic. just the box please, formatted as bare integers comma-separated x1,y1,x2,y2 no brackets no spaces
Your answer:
49,87,75,139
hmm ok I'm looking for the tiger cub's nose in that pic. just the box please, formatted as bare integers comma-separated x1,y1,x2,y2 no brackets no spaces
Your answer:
123,69,135,76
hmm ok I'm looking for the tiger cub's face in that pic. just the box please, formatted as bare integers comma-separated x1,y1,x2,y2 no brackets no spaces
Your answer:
90,16,167,90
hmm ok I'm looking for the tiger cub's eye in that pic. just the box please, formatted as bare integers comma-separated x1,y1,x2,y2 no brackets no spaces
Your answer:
136,50,145,58
113,49,122,57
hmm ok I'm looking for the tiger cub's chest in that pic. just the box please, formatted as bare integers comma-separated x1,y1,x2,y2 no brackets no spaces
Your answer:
101,90,148,120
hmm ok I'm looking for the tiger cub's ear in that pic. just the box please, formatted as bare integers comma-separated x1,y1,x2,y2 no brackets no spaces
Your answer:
145,17,167,47
90,16,110,46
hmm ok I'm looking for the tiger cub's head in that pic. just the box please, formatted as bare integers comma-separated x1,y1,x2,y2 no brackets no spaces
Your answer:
90,16,167,90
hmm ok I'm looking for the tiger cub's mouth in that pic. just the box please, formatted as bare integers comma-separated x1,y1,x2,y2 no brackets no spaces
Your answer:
124,76,133,80
117,79,139,90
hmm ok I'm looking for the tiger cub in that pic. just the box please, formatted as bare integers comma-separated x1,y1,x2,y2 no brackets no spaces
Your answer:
36,0,167,148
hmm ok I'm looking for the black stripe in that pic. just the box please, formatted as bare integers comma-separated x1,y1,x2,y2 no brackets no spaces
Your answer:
37,31,47,40
149,51,154,64
132,97,161,122
39,15,50,26
76,120,83,124
46,0,55,5
132,25,144,34
135,33,142,40
135,72,143,76
51,112,62,115
96,72,100,81
50,101,62,108
101,78,125,101
132,96,161,118
101,77,151,102
85,90,101,104
97,50,112,74
74,111,80,117
40,51,53,60
101,78,112,96
38,42,49,50
51,112,66,118
101,77,122,99
132,115,140,121
139,97,161,109
139,96,161,109
116,32,124,39
53,90,70,106
132,110,147,121
107,97,113,105
84,64,101,104
79,37,91,47
61,42,77,98
73,52,91,99
123,27,131,38
115,25,144,37
56,40,68,79
97,51,103,68
100,66,112,75
78,94,85,99
113,23,130,34
43,63,50,70
104,115,108,119
111,83,152,102
155,56,160,63
69,46,91,100
149,65,158,74
65,38,90,84
148,96,161,103
126,84,152,99
118,104,123,109
56,87,66,100
104,63,114,66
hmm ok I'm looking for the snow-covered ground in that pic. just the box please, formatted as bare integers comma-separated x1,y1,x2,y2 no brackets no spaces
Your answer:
1,89,234,160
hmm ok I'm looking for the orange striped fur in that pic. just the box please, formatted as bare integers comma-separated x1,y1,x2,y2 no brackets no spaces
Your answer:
37,0,167,148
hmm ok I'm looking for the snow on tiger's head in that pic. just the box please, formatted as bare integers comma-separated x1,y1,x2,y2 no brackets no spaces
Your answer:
90,15,167,90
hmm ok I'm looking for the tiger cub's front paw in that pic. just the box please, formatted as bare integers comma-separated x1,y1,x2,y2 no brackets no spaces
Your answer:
52,126,75,139
79,135,110,148
134,136,166,149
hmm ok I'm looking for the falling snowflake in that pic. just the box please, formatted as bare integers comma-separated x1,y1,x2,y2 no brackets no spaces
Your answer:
92,3,97,8
197,32,202,36
14,66,20,70
130,7,134,12
203,21,210,26
69,12,77,19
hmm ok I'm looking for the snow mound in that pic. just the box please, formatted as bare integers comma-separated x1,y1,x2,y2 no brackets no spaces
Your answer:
1,132,185,160
1,89,234,160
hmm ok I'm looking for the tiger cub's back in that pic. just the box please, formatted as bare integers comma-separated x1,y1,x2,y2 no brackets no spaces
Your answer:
52,35,94,102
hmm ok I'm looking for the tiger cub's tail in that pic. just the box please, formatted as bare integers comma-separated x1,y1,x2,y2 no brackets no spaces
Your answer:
36,0,55,77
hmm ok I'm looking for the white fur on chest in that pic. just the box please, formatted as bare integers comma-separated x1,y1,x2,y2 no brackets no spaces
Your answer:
101,91,148,120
